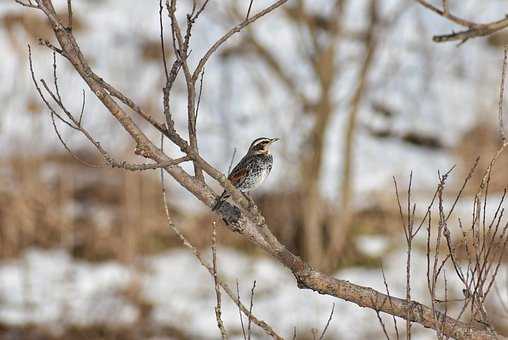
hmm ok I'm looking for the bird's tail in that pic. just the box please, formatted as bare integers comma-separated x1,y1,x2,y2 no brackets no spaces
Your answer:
212,190,230,211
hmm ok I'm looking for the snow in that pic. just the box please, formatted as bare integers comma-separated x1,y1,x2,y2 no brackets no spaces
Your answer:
0,249,137,327
356,235,390,257
1,244,497,339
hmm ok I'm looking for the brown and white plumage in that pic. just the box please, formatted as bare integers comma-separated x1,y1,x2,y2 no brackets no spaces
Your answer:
213,137,279,211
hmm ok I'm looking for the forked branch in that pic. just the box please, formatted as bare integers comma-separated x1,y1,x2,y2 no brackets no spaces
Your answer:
416,0,508,43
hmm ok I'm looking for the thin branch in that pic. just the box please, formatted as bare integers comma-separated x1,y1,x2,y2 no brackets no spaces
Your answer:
66,0,73,30
14,0,38,8
159,0,170,81
28,46,75,130
246,0,254,20
414,0,477,28
195,68,205,123
41,77,190,171
166,0,205,182
212,222,229,340
192,0,289,82
374,308,391,340
39,38,64,55
247,280,256,340
381,265,400,340
318,303,335,340
498,46,508,144
49,111,102,168
192,0,210,21
159,0,184,150
52,52,62,103
108,157,191,171
35,46,190,172
28,45,99,168
236,281,248,340
415,0,508,43
78,89,85,126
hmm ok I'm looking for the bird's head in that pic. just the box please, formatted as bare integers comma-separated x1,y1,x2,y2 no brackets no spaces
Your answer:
247,137,279,155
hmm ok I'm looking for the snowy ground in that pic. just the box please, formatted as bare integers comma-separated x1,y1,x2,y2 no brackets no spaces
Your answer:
1,240,504,339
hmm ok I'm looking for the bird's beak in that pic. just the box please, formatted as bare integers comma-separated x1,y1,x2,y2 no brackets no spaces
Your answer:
270,138,280,144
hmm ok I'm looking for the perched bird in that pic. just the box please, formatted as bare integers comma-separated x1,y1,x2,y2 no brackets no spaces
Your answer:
213,137,279,211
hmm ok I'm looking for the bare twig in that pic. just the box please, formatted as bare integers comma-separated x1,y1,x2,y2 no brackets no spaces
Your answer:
14,0,38,8
166,0,205,182
66,0,72,30
192,0,289,82
498,47,508,144
28,45,100,168
78,89,86,126
381,265,400,340
195,68,205,123
246,0,254,20
212,222,229,339
158,0,188,152
227,148,237,176
374,308,391,340
318,303,335,340
247,280,256,340
393,173,415,339
416,0,508,43
236,281,247,340
31,46,190,172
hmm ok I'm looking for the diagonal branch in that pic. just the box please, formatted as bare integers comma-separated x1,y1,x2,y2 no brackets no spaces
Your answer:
192,0,289,82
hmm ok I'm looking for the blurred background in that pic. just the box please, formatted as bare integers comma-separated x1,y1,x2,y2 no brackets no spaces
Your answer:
1,0,508,339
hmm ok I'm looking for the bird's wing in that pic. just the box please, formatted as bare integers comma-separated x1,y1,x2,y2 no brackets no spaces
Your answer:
227,155,252,188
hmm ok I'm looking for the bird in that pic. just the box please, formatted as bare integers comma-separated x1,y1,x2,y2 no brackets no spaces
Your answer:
212,137,279,211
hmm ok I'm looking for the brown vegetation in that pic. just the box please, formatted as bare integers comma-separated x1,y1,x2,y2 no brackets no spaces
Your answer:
0,322,190,340
455,123,508,195
0,152,184,261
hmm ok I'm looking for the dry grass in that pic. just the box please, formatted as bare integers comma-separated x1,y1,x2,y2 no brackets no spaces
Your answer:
2,121,505,267
0,322,190,340
0,150,399,269
0,151,185,262
455,122,508,194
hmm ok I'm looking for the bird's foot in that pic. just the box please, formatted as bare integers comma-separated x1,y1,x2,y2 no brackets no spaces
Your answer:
243,193,257,209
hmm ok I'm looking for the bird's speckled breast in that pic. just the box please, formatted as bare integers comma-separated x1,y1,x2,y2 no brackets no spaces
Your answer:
239,154,273,192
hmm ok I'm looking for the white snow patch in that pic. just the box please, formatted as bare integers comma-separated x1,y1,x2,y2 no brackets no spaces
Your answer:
0,246,498,339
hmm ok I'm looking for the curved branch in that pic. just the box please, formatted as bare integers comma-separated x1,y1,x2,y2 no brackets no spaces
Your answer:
192,0,289,82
